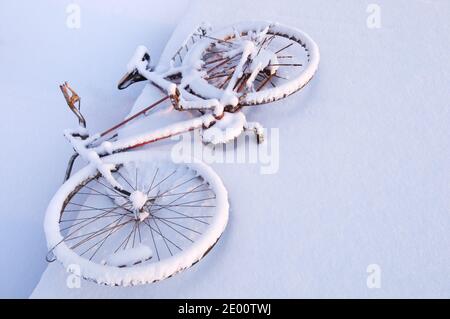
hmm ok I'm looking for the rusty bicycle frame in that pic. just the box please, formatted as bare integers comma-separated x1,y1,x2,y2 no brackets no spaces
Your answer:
59,82,209,186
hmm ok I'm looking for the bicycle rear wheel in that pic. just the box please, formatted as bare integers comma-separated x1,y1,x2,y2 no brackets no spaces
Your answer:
182,21,320,107
44,151,229,286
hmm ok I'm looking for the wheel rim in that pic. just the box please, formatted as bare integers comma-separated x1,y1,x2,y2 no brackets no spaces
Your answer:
182,21,320,106
44,151,229,285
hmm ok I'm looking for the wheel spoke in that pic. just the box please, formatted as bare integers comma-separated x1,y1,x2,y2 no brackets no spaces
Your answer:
269,63,302,67
153,196,216,209
69,217,134,251
152,205,209,225
257,73,274,91
81,184,119,199
154,188,214,198
135,167,138,190
60,210,131,231
94,178,129,200
156,218,195,243
149,219,175,255
65,201,133,213
146,168,159,196
151,183,208,211
275,42,293,54
76,192,122,197
60,203,130,238
115,221,137,253
116,170,135,191
83,214,128,260
157,176,200,198
152,215,212,220
194,33,235,47
148,169,177,194
153,216,202,235
143,219,160,261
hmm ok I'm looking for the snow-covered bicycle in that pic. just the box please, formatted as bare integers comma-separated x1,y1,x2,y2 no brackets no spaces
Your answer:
44,21,319,286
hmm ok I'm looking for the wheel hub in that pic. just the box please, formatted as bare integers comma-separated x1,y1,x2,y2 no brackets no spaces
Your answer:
129,191,148,210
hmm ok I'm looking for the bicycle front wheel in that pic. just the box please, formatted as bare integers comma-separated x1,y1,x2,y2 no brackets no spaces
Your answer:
44,151,229,286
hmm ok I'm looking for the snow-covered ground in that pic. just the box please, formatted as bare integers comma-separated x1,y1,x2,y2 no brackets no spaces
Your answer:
0,0,189,298
2,0,450,298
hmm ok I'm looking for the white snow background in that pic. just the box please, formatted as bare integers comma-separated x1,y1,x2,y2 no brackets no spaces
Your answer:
0,0,190,298
1,0,449,298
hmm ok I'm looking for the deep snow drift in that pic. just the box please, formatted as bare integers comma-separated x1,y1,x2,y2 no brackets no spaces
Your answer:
15,0,450,298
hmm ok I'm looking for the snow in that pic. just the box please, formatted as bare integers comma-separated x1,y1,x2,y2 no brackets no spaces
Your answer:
102,244,153,268
225,40,256,91
64,129,124,190
136,67,177,96
138,211,150,222
107,113,216,152
0,0,190,298
126,45,151,73
244,121,265,144
100,141,114,155
1,0,448,298
202,112,247,144
176,95,221,114
129,191,148,211
247,49,279,88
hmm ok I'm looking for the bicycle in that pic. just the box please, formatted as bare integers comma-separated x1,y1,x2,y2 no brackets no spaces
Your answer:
44,21,320,286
